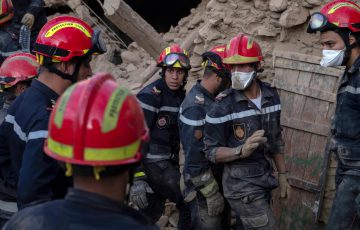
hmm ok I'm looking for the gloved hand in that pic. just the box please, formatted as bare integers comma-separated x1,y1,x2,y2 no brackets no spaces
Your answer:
21,13,35,28
205,191,225,216
240,130,267,158
278,172,289,198
129,180,154,209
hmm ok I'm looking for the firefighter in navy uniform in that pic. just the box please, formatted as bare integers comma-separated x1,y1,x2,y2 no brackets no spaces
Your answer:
3,73,159,230
0,53,38,125
179,45,232,230
130,44,191,229
307,1,360,229
203,34,288,229
0,16,106,209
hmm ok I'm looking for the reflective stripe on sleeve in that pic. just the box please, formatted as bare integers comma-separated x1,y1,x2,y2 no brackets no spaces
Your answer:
339,86,360,95
139,101,159,113
5,115,48,142
206,104,281,124
179,114,205,126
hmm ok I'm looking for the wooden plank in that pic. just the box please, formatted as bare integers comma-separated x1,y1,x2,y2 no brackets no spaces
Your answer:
274,57,342,77
288,176,320,193
273,79,336,103
281,117,330,136
305,135,327,184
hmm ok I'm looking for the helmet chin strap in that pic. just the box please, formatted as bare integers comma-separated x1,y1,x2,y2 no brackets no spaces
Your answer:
46,58,85,84
337,30,358,66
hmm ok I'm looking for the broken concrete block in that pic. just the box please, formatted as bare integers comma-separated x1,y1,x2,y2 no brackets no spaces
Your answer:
254,0,269,11
269,0,288,12
279,6,309,28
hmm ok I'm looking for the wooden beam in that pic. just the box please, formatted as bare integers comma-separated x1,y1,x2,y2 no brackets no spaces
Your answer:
103,0,169,60
281,117,330,136
273,79,336,103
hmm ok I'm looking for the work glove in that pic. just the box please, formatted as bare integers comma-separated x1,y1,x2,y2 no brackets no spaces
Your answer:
205,191,225,216
278,172,289,198
129,180,154,209
21,13,35,28
240,130,267,158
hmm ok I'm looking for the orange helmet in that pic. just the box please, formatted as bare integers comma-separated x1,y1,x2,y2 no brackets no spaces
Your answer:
223,33,263,65
202,44,231,79
0,0,13,25
44,73,149,166
0,53,38,87
157,44,191,69
307,0,360,33
33,15,107,65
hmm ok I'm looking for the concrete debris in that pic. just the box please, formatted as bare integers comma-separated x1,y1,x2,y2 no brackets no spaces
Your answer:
279,5,309,28
269,0,288,12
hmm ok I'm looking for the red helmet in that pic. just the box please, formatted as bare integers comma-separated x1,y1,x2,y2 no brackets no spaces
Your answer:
44,73,149,166
308,0,360,33
0,0,13,25
0,53,38,87
33,16,107,65
157,44,191,69
202,44,231,78
223,33,263,65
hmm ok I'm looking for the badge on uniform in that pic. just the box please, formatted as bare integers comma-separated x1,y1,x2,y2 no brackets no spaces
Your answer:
195,94,204,105
157,115,169,129
233,123,246,141
151,86,161,96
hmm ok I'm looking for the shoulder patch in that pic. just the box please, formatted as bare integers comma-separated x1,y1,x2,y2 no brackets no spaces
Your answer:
194,94,204,105
151,86,161,96
215,91,229,101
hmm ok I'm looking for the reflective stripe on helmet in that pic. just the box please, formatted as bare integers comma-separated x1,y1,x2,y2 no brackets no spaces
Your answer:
102,87,129,133
54,84,76,128
223,55,260,65
45,22,92,38
328,2,360,14
47,137,141,162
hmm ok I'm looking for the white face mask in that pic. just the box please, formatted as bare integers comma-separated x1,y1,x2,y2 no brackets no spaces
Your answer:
231,71,255,90
320,49,345,67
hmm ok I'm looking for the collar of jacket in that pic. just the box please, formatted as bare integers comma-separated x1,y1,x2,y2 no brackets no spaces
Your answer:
348,55,360,75
196,80,215,100
31,79,59,102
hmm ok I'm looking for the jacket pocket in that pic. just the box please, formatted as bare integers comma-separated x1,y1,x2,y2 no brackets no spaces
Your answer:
229,163,265,178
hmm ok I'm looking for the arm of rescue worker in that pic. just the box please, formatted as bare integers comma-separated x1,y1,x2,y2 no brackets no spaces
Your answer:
17,113,64,209
203,104,241,163
27,0,45,18
180,106,224,216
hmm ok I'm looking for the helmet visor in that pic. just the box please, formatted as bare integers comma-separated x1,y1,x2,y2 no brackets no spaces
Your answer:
164,53,190,69
89,28,107,55
0,76,15,85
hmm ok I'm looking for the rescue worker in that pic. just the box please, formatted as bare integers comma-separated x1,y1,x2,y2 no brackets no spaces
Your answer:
307,1,360,229
203,34,288,229
0,53,38,226
0,52,38,124
0,0,18,63
0,15,106,209
3,73,159,230
129,44,191,229
179,45,232,230
5,0,47,51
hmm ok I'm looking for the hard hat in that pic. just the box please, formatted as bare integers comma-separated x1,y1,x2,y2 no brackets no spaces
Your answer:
202,44,231,79
223,33,263,65
44,73,149,166
157,44,191,69
0,53,38,87
33,15,107,65
307,0,360,33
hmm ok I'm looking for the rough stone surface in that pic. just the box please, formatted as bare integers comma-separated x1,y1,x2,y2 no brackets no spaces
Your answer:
279,5,309,28
269,0,288,12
